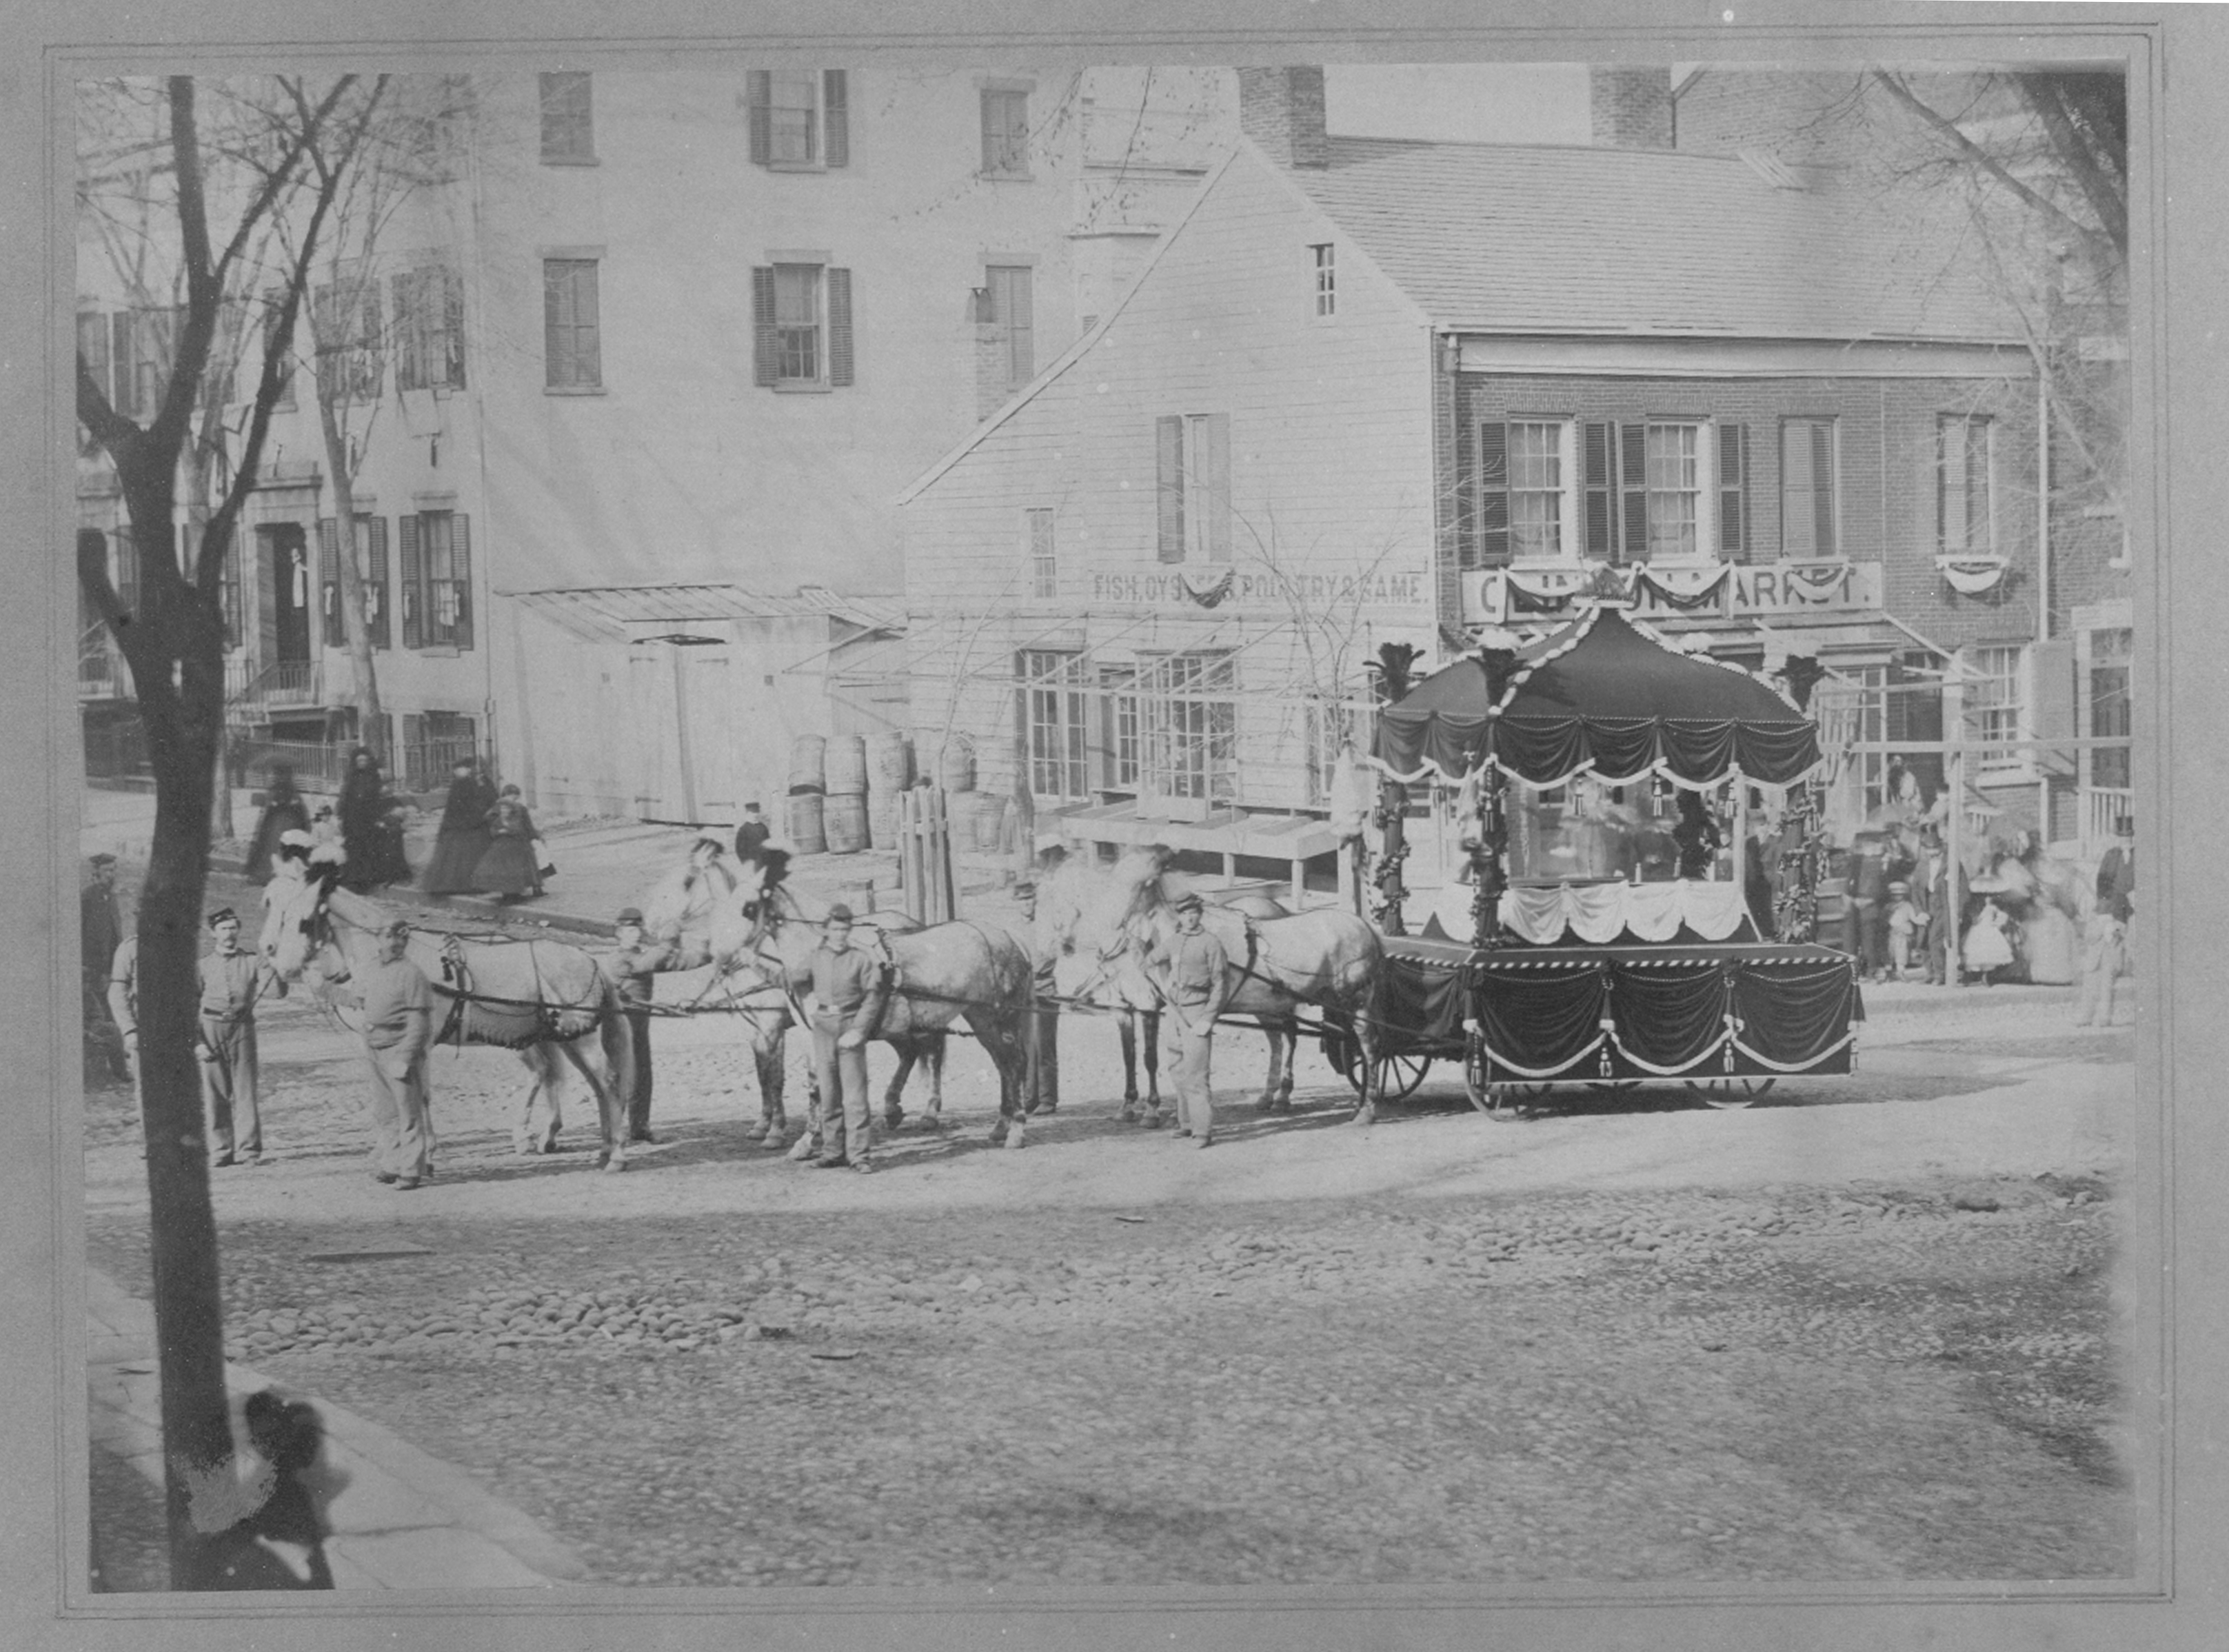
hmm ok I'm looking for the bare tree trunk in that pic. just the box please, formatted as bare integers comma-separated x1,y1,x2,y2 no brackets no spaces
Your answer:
314,392,385,764
117,481,234,1591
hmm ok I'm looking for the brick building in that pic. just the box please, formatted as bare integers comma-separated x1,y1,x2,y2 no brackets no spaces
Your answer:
898,65,2069,900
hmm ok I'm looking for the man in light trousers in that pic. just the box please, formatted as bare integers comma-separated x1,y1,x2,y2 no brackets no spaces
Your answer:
198,907,279,1166
809,904,885,1173
1162,891,1231,1149
359,918,436,1189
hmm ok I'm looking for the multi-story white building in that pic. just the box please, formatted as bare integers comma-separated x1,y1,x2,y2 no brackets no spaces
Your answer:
76,63,1239,815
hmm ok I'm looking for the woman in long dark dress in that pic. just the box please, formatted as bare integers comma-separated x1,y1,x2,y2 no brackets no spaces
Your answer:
337,747,408,891
421,757,496,895
244,764,311,884
472,784,543,900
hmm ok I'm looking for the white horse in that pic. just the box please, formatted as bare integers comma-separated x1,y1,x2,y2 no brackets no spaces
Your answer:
260,859,638,1170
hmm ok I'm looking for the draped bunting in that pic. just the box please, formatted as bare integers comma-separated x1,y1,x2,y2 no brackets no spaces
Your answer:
1498,879,1752,945
1631,562,1731,612
1446,942,1861,1082
1373,607,1823,787
1935,555,2008,595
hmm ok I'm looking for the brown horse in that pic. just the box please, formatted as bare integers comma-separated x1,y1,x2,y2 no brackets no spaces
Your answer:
1036,857,1300,1116
706,860,1036,1146
1052,845,1388,1122
260,862,638,1170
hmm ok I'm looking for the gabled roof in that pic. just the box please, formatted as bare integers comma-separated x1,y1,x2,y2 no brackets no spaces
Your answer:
1287,136,2019,343
507,583,903,645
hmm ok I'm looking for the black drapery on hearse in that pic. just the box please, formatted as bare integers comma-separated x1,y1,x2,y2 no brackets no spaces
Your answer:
1373,605,1822,789
1361,605,1858,1104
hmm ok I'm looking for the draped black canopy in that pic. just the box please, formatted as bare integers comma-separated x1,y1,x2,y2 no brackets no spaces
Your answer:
1372,607,1822,789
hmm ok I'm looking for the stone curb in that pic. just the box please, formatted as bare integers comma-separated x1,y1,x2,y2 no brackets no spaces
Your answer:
85,1267,587,1589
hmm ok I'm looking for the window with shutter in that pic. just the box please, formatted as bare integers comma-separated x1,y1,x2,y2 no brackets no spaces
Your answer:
984,265,1033,387
750,267,778,385
365,517,391,649
823,70,849,166
442,266,466,389
1779,419,1837,558
263,291,295,408
77,312,111,416
539,72,594,163
1156,416,1184,563
827,268,854,386
1509,421,1570,561
980,87,1029,177
543,259,601,389
1717,422,1748,561
399,514,423,648
1936,414,1993,555
451,515,473,650
392,270,423,391
1026,507,1057,598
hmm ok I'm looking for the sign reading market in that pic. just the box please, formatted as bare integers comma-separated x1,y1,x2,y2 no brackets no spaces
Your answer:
1462,561,1885,626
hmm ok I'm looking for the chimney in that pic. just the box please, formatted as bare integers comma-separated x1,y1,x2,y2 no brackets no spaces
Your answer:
1238,66,1329,168
1589,66,1674,148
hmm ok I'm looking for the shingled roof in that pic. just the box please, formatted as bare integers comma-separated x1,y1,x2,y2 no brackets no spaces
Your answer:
1289,137,2019,343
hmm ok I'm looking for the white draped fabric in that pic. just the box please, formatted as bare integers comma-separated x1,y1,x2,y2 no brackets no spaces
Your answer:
1497,878,1751,945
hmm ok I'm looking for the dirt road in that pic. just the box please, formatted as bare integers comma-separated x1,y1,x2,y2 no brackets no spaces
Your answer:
84,957,2136,1588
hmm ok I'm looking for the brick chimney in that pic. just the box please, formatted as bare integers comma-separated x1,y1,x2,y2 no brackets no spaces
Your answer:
1238,66,1329,168
1589,66,1674,148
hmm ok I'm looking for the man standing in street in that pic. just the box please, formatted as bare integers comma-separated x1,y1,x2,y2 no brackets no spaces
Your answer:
605,906,672,1145
82,854,128,1082
198,907,279,1167
1161,891,1231,1149
808,903,885,1173
358,917,436,1189
106,919,140,1092
1013,879,1059,1117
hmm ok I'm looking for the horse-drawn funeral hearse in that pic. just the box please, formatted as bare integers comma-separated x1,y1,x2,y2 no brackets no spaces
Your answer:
1341,599,1863,1116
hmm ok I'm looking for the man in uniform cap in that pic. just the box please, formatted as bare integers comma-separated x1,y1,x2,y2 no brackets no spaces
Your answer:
198,907,281,1165
807,903,885,1171
1159,891,1231,1148
605,906,672,1143
1013,880,1060,1116
358,917,436,1189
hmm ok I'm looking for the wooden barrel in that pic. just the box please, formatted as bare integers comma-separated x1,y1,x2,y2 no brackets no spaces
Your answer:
825,734,868,796
787,734,827,796
869,732,916,792
787,792,827,854
938,737,976,794
969,792,1007,852
823,793,869,854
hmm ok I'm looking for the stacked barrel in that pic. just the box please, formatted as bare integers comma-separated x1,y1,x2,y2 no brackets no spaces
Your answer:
824,734,869,854
867,732,916,848
787,734,827,854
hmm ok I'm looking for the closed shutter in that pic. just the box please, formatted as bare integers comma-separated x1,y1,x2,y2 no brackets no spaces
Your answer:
1582,422,1615,560
452,514,473,650
746,70,771,165
823,70,849,166
399,513,423,649
1619,423,1648,564
1203,413,1231,563
109,313,136,418
1005,268,1033,384
402,714,424,793
827,267,854,386
751,267,777,386
1475,421,1510,567
1717,422,1748,561
77,313,111,414
318,518,341,645
443,265,466,388
1155,415,1184,563
1809,421,1834,552
254,528,278,664
367,517,390,648
357,282,384,401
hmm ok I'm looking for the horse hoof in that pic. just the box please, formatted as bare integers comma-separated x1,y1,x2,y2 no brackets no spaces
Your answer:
1117,1105,1140,1124
603,1153,627,1173
882,1111,905,1133
987,1120,1009,1146
1348,1107,1375,1128
1005,1118,1027,1150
